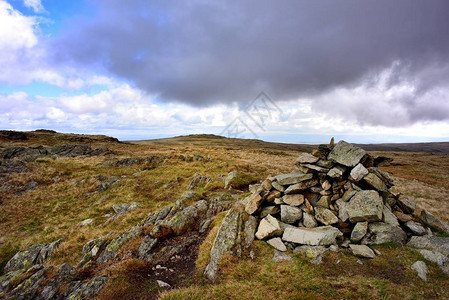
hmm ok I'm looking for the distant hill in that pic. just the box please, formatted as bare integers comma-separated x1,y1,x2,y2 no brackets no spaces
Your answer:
355,142,449,153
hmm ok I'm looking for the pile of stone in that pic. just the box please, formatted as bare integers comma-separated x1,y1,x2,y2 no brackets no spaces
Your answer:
244,140,449,259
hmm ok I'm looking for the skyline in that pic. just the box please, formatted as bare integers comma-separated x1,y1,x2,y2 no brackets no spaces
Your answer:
1,0,449,143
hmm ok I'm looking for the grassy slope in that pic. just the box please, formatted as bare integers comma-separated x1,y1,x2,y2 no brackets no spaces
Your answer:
0,132,448,299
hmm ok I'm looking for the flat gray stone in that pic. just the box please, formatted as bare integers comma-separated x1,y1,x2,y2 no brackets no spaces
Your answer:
349,244,375,258
282,194,304,206
295,153,319,164
361,222,407,245
284,179,319,194
267,237,287,252
280,205,303,224
411,261,428,281
351,222,368,242
328,141,367,167
405,221,427,236
282,226,342,246
275,172,313,186
350,163,369,181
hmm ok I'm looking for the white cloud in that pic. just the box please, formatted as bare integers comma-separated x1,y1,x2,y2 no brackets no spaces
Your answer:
23,0,45,13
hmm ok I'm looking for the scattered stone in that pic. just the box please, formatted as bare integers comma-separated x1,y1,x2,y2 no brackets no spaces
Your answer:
267,237,287,252
282,226,342,246
157,280,171,288
411,261,428,281
349,244,375,258
80,218,94,226
272,250,293,262
280,205,302,224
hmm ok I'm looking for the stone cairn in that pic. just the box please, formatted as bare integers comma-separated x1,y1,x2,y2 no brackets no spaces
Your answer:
244,139,449,259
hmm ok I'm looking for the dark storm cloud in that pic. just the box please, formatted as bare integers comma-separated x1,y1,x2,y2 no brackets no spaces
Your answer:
54,0,449,125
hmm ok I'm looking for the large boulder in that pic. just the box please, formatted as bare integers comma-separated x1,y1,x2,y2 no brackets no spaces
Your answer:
361,222,407,245
328,141,367,167
204,209,243,282
97,225,142,263
347,190,383,223
407,236,449,257
282,226,342,246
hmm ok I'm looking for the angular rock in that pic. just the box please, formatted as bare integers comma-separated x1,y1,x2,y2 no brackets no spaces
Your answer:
243,216,258,249
383,206,399,226
280,205,302,224
336,199,349,222
58,263,78,282
349,244,375,258
314,207,338,225
284,179,319,194
328,141,367,167
363,173,387,192
347,190,383,223
411,261,428,281
341,190,357,202
397,195,417,214
187,173,212,190
321,180,331,191
295,153,319,164
316,196,331,208
157,280,171,288
327,166,346,180
260,206,280,218
303,212,318,228
267,237,287,252
78,238,107,268
282,226,342,246
275,172,313,186
4,241,60,273
418,249,449,268
361,222,407,245
245,192,263,215
80,218,94,226
271,181,285,192
256,215,283,239
405,221,427,236
350,163,369,181
6,267,48,300
66,276,108,299
282,194,304,206
414,208,449,234
301,164,330,173
164,206,198,235
351,222,368,242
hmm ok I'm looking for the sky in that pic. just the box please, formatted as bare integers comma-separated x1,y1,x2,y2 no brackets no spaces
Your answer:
1,0,449,143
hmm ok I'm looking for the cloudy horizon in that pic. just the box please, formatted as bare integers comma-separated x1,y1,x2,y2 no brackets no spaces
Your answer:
1,0,449,143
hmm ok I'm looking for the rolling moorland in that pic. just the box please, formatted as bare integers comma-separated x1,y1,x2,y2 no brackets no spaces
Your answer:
0,130,449,299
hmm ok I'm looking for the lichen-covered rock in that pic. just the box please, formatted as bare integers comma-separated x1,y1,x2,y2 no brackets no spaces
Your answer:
97,225,141,263
204,209,243,281
4,240,60,273
5,267,48,300
383,205,399,226
187,173,212,190
224,171,238,188
328,141,367,167
164,206,198,235
361,222,407,245
66,276,108,299
350,163,369,181
363,173,387,192
347,190,383,223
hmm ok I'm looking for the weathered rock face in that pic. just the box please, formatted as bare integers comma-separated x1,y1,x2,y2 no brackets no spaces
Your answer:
351,222,368,242
4,240,60,274
282,226,342,246
347,190,383,223
255,215,283,239
328,141,367,167
204,207,256,282
275,172,313,186
280,205,302,224
349,244,375,258
1,144,110,161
